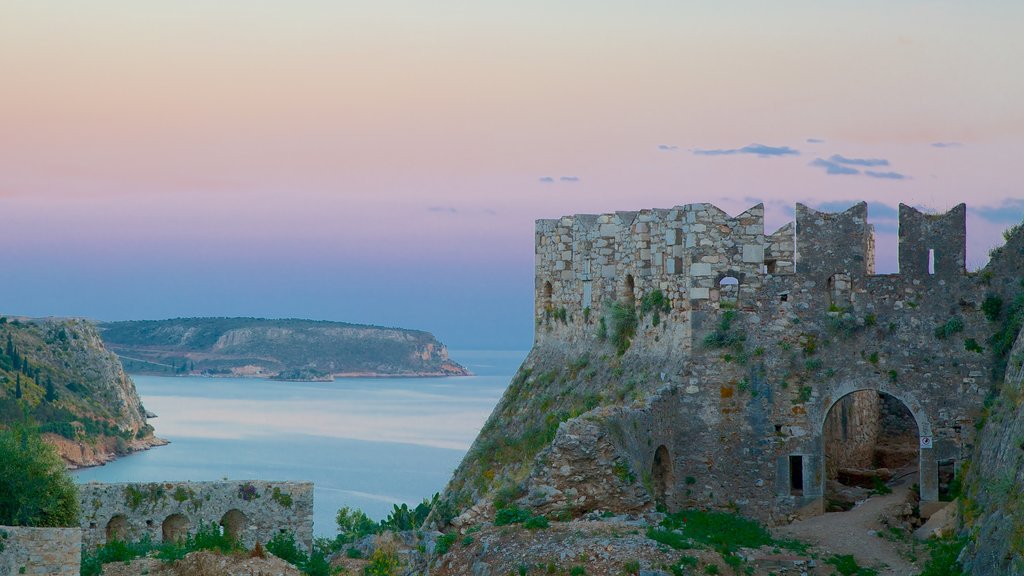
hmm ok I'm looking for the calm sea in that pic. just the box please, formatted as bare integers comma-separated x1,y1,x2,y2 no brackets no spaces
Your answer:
73,350,524,536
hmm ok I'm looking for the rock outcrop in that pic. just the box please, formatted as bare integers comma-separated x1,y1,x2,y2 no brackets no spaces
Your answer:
0,316,160,467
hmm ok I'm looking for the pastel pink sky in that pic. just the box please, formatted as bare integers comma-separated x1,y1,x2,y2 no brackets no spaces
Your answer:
2,1,1022,348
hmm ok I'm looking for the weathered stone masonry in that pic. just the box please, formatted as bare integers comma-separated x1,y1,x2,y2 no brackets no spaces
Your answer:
78,480,313,552
0,526,81,576
527,201,1022,522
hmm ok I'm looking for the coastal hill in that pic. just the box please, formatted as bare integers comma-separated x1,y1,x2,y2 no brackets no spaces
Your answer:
0,316,161,467
97,317,470,380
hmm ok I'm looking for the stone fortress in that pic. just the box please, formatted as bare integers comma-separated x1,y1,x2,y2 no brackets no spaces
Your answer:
526,201,1023,522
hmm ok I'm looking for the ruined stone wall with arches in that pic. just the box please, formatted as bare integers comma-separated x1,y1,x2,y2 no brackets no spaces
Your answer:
78,481,313,552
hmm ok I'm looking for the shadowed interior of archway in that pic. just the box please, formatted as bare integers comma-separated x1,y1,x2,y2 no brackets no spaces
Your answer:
822,390,918,511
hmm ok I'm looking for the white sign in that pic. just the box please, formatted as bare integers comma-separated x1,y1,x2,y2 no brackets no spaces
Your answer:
920,436,933,449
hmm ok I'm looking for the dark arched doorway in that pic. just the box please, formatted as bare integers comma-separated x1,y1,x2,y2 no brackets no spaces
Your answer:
822,390,918,511
162,513,188,543
105,515,128,543
220,509,247,541
652,445,673,510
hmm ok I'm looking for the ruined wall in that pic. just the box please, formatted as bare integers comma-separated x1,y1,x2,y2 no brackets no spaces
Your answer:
497,200,1022,525
78,481,313,552
0,526,81,576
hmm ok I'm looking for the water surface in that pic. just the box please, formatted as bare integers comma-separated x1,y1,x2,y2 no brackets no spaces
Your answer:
73,350,524,535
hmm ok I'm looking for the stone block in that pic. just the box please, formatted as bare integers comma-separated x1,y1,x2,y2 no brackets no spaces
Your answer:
743,244,764,263
690,263,712,276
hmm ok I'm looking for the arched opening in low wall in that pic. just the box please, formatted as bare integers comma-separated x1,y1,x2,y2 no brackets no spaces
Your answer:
220,509,247,542
821,389,922,511
652,445,673,510
162,514,188,543
105,515,128,543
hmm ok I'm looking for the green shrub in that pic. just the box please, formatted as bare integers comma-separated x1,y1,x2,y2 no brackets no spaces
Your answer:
435,533,457,555
265,530,307,567
364,544,401,576
982,294,1003,321
156,522,241,562
336,506,379,543
495,506,532,526
934,317,964,339
964,338,984,353
524,515,549,530
919,536,965,576
0,426,80,527
703,311,746,350
80,537,156,576
609,301,638,355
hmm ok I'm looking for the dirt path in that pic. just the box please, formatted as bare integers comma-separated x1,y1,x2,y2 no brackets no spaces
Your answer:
774,485,918,575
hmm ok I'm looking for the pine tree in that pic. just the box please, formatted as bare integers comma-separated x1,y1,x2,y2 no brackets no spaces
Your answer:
45,375,56,403
15,373,22,399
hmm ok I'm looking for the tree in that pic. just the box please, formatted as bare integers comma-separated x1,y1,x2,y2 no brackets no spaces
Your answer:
0,426,80,526
45,375,56,402
14,373,21,399
336,506,378,543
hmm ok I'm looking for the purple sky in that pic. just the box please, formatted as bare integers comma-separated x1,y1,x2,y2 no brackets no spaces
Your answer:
2,2,1023,349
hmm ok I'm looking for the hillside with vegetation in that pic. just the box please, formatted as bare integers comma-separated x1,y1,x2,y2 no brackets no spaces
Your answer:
98,317,469,380
0,316,160,468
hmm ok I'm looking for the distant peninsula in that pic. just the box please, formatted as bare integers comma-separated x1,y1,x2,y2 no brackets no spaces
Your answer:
97,317,470,380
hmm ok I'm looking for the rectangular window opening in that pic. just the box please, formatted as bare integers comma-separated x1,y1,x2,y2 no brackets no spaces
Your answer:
789,455,804,495
928,248,935,275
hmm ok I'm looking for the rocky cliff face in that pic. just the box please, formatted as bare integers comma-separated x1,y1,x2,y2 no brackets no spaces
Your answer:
0,316,160,467
99,317,469,379
959,288,1024,575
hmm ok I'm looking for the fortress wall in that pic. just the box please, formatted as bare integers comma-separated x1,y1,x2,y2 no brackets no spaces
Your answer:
0,526,81,576
78,480,313,552
521,200,1014,521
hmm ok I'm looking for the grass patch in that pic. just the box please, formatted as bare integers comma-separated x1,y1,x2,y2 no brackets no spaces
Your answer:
827,554,878,576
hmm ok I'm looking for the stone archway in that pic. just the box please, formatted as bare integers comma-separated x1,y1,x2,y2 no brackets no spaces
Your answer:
652,445,673,509
105,514,128,543
820,389,928,510
162,513,188,543
220,509,247,541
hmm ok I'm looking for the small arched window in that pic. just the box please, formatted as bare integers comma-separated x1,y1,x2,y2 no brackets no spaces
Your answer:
623,274,635,304
719,276,739,308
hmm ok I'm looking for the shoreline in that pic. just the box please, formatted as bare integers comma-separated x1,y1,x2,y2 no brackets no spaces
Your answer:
125,369,474,381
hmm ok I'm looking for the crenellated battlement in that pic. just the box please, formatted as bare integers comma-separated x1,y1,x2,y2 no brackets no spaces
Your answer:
535,201,969,331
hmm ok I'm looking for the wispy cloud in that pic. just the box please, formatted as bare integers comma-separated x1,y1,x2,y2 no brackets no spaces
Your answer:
693,143,799,157
830,154,889,167
657,144,679,151
931,142,962,148
864,170,908,180
809,158,859,175
427,206,458,214
974,199,1024,224
559,176,580,182
806,138,825,144
538,176,555,183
